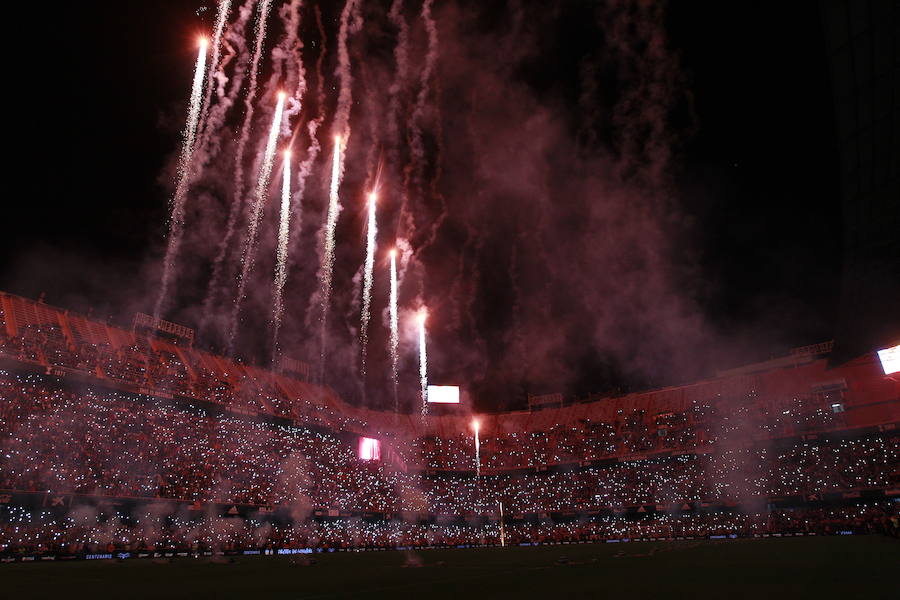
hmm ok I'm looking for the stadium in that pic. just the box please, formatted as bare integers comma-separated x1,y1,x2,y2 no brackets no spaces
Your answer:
2,0,899,598
2,291,898,596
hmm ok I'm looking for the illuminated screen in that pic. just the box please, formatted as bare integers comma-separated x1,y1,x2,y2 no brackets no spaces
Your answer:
427,385,460,404
358,437,381,461
877,344,900,375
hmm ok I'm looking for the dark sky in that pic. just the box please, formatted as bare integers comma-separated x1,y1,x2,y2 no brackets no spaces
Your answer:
3,1,843,411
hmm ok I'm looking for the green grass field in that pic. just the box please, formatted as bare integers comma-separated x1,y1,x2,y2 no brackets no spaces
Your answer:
3,536,898,599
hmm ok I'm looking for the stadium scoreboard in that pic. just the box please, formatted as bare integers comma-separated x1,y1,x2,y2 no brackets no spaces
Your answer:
427,385,460,404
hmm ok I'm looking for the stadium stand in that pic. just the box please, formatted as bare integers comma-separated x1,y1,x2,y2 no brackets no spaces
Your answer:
0,291,898,558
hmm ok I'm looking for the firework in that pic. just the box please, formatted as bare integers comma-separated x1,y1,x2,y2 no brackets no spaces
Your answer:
181,37,209,179
271,148,292,357
317,137,345,375
199,0,272,337
153,36,209,320
473,418,481,477
389,248,399,413
226,91,287,354
359,192,378,374
232,0,273,199
418,309,428,417
499,502,506,547
196,1,232,140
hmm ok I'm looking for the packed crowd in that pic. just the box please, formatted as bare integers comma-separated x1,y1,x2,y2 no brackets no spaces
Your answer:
1,505,897,557
1,372,897,516
0,321,370,434
406,400,846,472
0,316,853,474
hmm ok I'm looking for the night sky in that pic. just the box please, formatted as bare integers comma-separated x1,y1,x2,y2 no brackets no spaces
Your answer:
3,1,844,411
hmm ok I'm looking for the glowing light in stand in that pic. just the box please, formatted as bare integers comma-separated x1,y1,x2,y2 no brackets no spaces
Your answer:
358,437,381,461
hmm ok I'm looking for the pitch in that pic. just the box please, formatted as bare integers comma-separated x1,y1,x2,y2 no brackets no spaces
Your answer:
4,536,898,599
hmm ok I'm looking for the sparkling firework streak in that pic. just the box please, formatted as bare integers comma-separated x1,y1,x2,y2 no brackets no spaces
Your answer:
389,249,399,412
233,0,273,198
418,309,428,417
317,137,345,374
226,91,286,354
359,191,378,374
153,37,209,320
178,37,209,181
499,502,506,547
196,0,257,336
271,148,292,357
473,418,481,478
196,0,231,140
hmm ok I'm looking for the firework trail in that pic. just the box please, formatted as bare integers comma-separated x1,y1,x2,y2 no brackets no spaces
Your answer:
389,248,399,413
286,3,327,278
387,0,409,147
276,0,307,131
226,91,286,355
418,309,428,418
387,0,416,242
258,0,307,359
473,419,481,477
280,0,321,292
286,123,322,273
317,0,361,377
333,0,362,138
178,38,210,182
415,0,447,251
203,0,272,326
200,0,270,335
271,149,292,358
233,0,273,199
317,137,344,375
359,191,378,375
153,37,209,320
196,0,254,163
399,0,441,245
196,0,232,141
